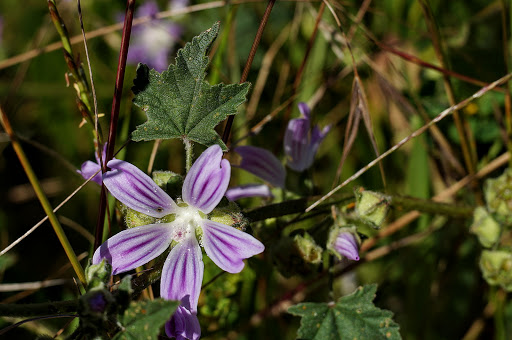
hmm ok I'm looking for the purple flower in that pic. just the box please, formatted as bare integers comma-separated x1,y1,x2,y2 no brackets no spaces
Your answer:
92,145,264,339
77,145,107,185
126,0,184,72
225,184,273,201
329,228,360,261
284,102,330,172
234,146,286,188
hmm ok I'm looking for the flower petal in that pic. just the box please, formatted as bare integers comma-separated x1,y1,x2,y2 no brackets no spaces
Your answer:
225,184,273,201
92,224,173,275
182,145,230,214
201,220,264,273
297,102,311,120
77,160,102,185
165,305,201,340
160,235,203,311
284,117,310,172
234,146,286,188
333,231,360,261
103,159,176,218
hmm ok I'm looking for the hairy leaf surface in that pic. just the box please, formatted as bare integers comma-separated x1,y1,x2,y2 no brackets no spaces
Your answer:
131,22,250,149
113,299,178,340
288,284,400,339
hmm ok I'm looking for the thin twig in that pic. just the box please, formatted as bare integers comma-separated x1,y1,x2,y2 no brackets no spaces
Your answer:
77,0,102,154
0,169,101,257
222,0,277,145
95,0,136,250
0,106,86,284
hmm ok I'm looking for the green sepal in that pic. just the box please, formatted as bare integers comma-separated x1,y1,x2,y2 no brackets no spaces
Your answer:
354,187,390,228
480,250,512,291
85,259,112,289
293,233,323,264
470,206,501,248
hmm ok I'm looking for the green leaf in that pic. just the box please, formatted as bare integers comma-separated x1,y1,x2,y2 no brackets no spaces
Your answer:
113,299,179,340
288,284,401,340
131,22,250,150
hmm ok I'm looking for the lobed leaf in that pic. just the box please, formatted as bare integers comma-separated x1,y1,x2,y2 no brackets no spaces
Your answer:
113,299,179,340
288,284,401,340
131,22,250,150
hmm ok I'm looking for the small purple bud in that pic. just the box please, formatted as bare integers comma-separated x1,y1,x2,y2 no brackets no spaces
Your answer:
284,102,330,172
328,228,360,261
88,292,108,313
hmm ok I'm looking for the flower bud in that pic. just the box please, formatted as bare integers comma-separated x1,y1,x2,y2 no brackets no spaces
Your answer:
85,259,112,289
479,250,512,291
283,102,330,172
484,168,512,225
355,188,390,228
328,227,360,261
470,207,501,248
294,233,323,264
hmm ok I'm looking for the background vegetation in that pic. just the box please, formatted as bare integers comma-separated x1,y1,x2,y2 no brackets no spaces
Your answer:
0,0,511,338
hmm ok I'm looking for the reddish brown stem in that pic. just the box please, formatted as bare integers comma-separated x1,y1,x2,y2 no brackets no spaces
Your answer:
94,0,136,250
222,0,277,146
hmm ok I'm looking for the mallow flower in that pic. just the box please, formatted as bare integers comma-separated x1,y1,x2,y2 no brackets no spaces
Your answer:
126,0,185,72
284,102,330,172
92,145,264,339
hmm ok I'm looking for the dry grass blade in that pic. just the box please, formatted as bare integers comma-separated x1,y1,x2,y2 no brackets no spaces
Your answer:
333,73,385,188
333,77,362,186
306,71,512,212
355,76,386,187
0,169,101,257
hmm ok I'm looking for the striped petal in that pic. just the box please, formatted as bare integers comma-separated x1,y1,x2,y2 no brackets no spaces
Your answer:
182,145,230,214
92,224,173,275
160,235,203,311
201,220,264,273
103,159,176,218
225,184,273,201
234,146,285,188
165,305,201,340
77,160,102,185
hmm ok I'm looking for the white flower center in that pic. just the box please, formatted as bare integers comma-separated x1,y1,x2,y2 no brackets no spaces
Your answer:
171,205,203,243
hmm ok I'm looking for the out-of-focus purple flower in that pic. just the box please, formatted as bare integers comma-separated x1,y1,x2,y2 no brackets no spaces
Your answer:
77,145,107,185
92,145,264,339
126,0,185,72
329,228,360,261
284,102,330,172
234,146,286,188
225,184,273,201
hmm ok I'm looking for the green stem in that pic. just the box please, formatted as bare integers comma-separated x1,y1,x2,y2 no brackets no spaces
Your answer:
184,138,194,173
0,107,86,284
0,300,78,317
47,0,96,134
390,195,473,218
